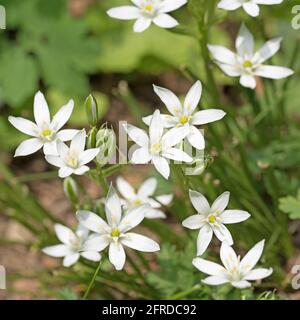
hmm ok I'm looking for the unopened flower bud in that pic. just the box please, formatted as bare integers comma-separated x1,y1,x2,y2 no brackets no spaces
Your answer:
87,127,98,149
96,126,116,166
85,94,99,126
63,177,79,204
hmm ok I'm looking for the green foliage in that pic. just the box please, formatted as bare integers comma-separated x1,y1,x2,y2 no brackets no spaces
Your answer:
279,190,300,220
0,0,99,107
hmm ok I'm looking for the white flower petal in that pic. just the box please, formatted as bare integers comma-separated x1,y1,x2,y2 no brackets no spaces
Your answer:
107,6,140,20
242,2,260,17
81,251,101,262
142,114,177,128
45,155,64,168
43,141,58,155
54,224,75,245
14,138,43,157
162,147,192,163
244,268,273,280
138,177,157,197
211,191,230,213
186,126,205,150
219,210,250,224
217,63,241,77
50,100,74,131
34,91,50,127
74,166,89,175
123,124,149,147
56,129,79,141
84,235,110,252
182,214,206,229
121,232,160,252
105,185,122,227
159,0,187,13
79,148,99,165
8,116,38,137
116,177,136,200
109,242,126,270
231,280,251,288
58,167,73,178
189,190,210,215
42,244,71,257
77,210,110,235
213,224,233,245
192,257,225,276
63,253,80,267
202,275,229,286
161,125,189,149
153,85,182,116
192,109,226,125
144,208,166,219
218,0,241,11
131,147,152,164
253,38,282,64
155,194,173,206
220,241,239,271
133,17,152,32
183,81,202,114
236,24,254,57
240,74,257,89
152,156,170,180
197,224,213,255
150,109,164,145
153,14,178,29
254,65,294,79
70,130,86,153
207,45,237,65
240,239,265,272
57,140,69,158
119,204,147,232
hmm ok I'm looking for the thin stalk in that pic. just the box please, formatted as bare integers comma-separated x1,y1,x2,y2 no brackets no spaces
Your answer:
82,261,102,300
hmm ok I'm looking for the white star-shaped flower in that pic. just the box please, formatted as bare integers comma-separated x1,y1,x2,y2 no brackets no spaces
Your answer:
116,176,173,219
42,224,101,267
124,109,192,180
182,190,250,255
193,240,273,288
8,91,78,157
45,129,100,178
208,24,294,89
107,0,187,33
218,0,283,17
77,185,160,271
143,81,226,150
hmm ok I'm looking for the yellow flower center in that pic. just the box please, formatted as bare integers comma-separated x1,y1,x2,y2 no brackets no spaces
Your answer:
111,228,120,238
243,60,253,68
151,143,161,154
208,215,216,223
66,153,78,168
144,4,153,12
134,199,142,205
179,115,189,125
42,129,52,136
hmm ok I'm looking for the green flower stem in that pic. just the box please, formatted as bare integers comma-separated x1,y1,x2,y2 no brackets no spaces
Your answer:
166,284,201,300
82,261,102,300
96,163,109,193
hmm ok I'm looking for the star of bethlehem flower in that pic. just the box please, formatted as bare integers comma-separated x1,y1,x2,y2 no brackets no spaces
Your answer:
42,224,101,267
193,240,273,288
218,0,283,17
143,81,226,150
116,176,173,219
208,24,294,89
182,190,250,255
123,109,192,180
77,185,160,270
8,91,78,157
45,129,100,178
107,0,187,33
